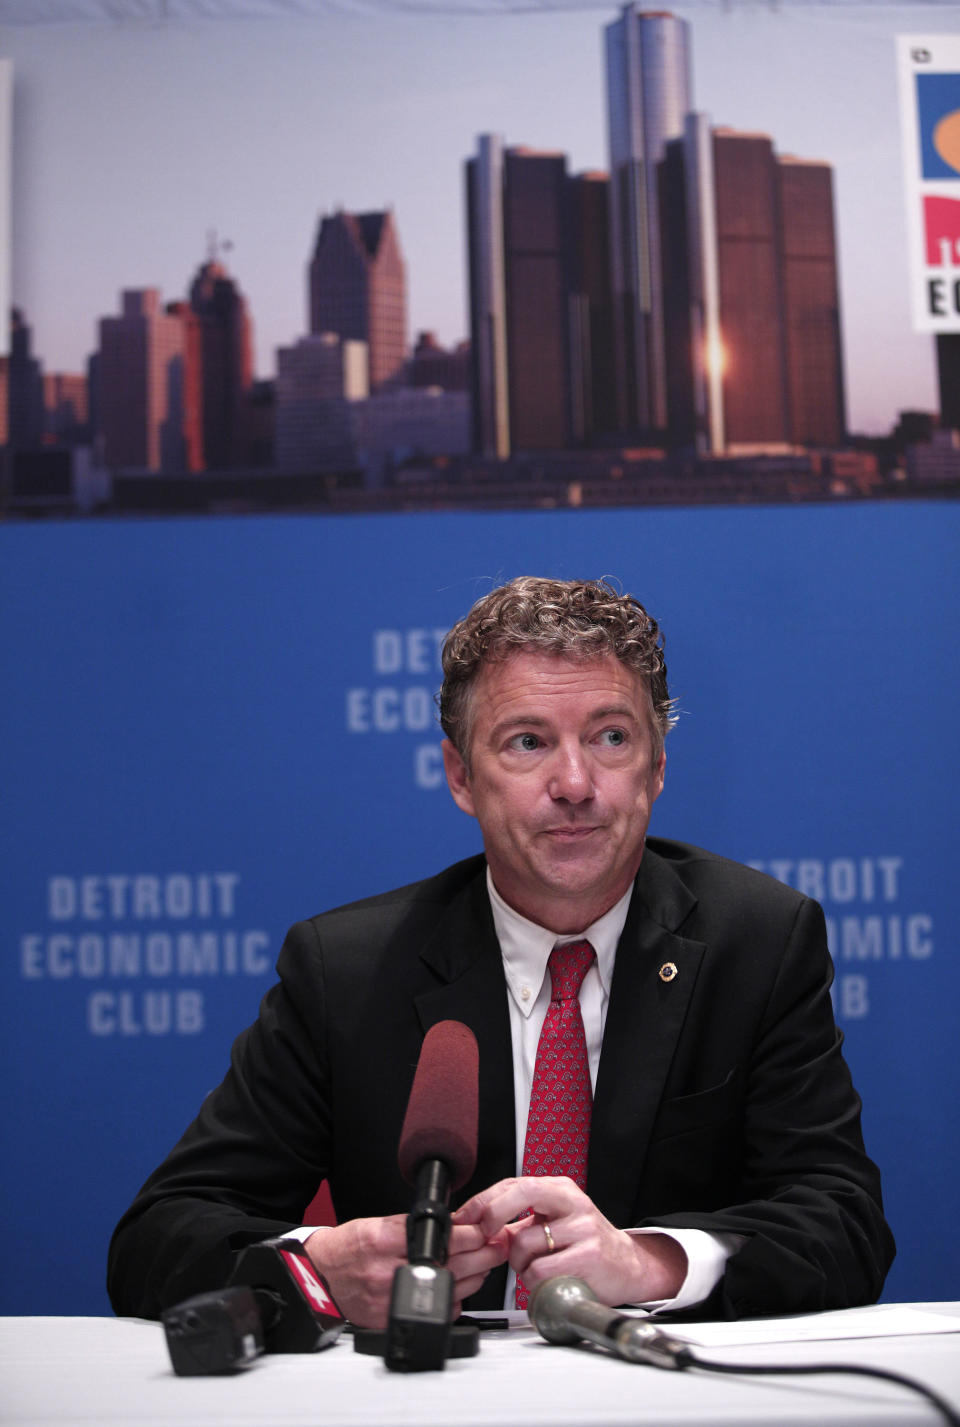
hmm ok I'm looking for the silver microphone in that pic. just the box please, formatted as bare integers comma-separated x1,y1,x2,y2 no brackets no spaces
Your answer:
528,1276,691,1369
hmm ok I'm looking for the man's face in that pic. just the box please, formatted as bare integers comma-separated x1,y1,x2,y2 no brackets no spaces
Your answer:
442,649,665,933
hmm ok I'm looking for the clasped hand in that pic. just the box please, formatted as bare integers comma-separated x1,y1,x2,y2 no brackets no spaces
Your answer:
454,1176,685,1307
306,1176,685,1328
304,1211,507,1330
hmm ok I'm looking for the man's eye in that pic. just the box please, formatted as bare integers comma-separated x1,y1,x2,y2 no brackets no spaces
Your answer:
509,733,542,752
599,728,627,747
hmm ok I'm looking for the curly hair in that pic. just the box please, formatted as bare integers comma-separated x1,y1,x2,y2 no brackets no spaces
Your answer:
439,576,676,762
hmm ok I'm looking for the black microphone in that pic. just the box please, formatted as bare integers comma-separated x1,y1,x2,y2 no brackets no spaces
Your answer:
227,1237,345,1352
528,1276,692,1369
162,1237,344,1375
384,1019,479,1372
162,1285,264,1376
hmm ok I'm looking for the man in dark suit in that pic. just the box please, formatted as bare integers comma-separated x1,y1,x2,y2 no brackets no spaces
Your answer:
107,577,894,1326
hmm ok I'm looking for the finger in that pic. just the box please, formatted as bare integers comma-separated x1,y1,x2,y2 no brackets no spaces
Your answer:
451,1189,494,1225
447,1222,490,1255
452,1179,524,1226
452,1268,497,1305
449,1237,509,1285
473,1176,586,1235
507,1215,563,1272
515,1244,581,1296
505,1218,571,1278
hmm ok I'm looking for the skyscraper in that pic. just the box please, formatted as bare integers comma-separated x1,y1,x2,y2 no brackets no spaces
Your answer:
467,139,575,455
605,5,692,436
778,157,846,448
308,210,406,391
466,134,510,457
0,310,44,450
96,290,190,472
710,129,791,450
660,124,846,452
187,253,254,469
568,171,618,442
503,147,572,452
936,334,960,430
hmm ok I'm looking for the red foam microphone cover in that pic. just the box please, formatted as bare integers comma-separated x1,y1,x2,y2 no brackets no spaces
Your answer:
397,1020,479,1190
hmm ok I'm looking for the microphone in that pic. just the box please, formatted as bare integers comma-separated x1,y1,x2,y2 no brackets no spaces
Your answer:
528,1277,692,1369
162,1237,344,1375
162,1285,264,1376
227,1238,345,1352
528,1277,960,1427
384,1019,479,1373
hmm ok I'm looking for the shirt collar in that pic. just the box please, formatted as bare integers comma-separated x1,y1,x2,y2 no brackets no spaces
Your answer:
486,865,634,1017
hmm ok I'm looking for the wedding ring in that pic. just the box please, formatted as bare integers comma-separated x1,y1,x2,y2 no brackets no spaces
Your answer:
542,1221,556,1254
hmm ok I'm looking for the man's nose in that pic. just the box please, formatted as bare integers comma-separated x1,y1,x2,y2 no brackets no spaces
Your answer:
547,745,595,802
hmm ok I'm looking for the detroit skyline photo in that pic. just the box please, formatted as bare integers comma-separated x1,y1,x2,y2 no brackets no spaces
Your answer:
2,0,958,512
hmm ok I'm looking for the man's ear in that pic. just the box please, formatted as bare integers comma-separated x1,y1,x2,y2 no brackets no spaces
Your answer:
442,739,477,818
653,747,666,801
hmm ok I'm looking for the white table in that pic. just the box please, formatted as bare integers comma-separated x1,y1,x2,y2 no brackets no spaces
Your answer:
2,1307,959,1427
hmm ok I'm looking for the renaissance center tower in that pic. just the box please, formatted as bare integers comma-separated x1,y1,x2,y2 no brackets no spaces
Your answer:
605,6,691,436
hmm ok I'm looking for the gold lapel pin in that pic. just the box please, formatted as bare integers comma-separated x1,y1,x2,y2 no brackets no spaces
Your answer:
659,962,678,983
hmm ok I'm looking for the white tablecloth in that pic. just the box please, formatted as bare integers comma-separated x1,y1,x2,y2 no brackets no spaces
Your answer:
2,1306,959,1427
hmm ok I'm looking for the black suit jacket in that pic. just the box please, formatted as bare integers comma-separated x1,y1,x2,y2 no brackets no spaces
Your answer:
107,840,894,1320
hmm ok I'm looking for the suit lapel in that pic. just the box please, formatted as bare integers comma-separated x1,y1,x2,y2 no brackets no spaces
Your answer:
588,847,706,1226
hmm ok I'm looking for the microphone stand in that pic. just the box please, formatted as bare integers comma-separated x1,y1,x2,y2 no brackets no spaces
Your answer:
354,1157,480,1371
354,1019,482,1371
385,1158,456,1371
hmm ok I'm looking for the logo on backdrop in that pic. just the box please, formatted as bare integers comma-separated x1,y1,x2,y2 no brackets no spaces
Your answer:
924,194,960,265
898,36,960,330
345,626,447,790
19,872,272,1038
747,854,934,1020
917,72,960,180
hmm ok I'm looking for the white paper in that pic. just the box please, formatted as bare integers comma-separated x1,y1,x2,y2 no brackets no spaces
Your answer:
638,1304,960,1348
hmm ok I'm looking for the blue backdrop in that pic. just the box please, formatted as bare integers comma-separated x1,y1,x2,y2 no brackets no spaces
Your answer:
1,500,957,1314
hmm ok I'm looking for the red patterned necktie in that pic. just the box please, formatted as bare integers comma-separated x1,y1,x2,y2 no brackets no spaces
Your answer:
515,938,596,1309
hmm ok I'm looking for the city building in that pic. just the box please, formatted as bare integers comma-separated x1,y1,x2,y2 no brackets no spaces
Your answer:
0,309,44,450
467,141,622,457
187,253,255,468
353,386,470,484
308,210,407,391
605,5,692,436
43,373,89,445
163,300,204,473
408,332,470,391
936,334,960,430
467,139,622,457
467,139,577,455
245,379,276,468
502,146,572,452
465,134,510,458
904,426,960,485
778,156,846,448
660,124,845,452
274,332,368,472
95,289,192,472
568,171,617,442
709,128,792,451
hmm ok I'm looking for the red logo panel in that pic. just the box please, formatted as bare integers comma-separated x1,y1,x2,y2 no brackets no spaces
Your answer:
924,195,960,265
